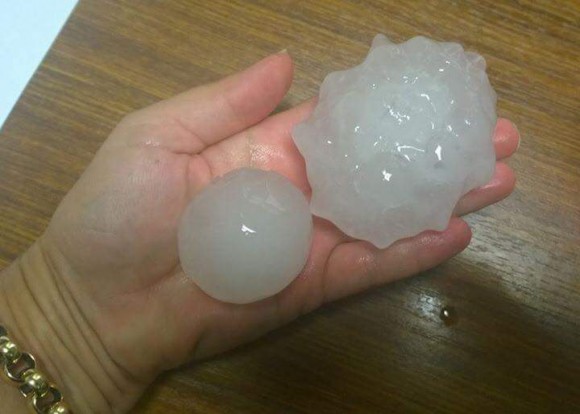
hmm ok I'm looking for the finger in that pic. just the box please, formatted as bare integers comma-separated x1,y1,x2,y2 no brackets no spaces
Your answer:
249,108,518,201
138,51,294,151
321,218,472,303
244,100,518,160
214,99,518,188
198,98,317,188
494,118,520,160
454,162,516,216
253,97,317,141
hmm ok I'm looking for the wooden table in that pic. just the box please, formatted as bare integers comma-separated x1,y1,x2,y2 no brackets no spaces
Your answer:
1,1,578,412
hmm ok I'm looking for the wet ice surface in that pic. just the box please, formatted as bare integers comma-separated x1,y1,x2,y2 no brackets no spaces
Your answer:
293,35,497,248
178,168,312,304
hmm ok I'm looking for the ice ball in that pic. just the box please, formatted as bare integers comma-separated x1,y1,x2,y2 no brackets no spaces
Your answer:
178,168,312,304
293,35,497,248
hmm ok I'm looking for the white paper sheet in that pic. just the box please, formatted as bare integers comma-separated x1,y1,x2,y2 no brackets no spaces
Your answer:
0,0,78,130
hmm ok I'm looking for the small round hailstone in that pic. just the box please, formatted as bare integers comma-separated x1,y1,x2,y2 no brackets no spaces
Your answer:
178,168,312,304
293,34,497,248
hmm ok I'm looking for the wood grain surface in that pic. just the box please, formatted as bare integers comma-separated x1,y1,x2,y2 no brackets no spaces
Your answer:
1,1,579,413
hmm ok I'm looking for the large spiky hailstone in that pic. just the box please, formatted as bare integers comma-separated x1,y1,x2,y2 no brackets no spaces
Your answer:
293,35,497,248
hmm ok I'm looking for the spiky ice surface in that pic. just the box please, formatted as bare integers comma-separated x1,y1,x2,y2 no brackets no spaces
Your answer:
293,35,497,248
178,168,312,304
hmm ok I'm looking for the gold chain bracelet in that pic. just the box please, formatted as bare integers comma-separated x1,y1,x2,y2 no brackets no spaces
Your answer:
0,325,71,414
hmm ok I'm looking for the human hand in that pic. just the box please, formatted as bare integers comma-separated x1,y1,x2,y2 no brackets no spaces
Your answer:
0,51,519,412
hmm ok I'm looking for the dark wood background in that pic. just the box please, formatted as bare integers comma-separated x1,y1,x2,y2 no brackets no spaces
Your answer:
0,1,578,413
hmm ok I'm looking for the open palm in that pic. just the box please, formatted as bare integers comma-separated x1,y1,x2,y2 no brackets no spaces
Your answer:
43,52,518,399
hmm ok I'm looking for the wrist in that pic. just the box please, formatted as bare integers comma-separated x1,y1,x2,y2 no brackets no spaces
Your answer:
0,241,143,413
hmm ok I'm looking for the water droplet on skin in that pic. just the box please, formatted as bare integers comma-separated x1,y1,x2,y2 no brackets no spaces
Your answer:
440,306,458,326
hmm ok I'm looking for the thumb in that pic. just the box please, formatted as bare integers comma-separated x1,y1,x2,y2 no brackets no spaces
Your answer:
133,51,294,152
